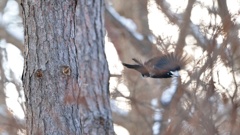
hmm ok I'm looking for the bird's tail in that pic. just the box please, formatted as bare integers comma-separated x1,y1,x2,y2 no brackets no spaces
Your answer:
122,63,141,69
122,60,149,77
132,58,143,65
122,58,143,69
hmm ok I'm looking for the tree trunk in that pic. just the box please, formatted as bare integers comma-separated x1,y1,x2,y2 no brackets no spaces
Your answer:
21,0,114,134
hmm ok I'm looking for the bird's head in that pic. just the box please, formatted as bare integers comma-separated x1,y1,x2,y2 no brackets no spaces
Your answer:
141,73,150,78
168,71,179,77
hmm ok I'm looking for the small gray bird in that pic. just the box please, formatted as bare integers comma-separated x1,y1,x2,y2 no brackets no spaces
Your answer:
122,53,189,78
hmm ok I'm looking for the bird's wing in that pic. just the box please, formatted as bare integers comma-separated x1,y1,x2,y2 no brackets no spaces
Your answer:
145,53,189,75
154,53,182,71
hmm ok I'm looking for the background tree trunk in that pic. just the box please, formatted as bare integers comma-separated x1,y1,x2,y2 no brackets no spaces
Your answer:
21,0,114,134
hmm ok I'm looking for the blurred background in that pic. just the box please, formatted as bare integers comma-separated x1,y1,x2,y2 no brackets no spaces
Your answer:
1,0,240,134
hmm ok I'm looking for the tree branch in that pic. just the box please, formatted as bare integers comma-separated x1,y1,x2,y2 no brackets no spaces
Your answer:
0,26,24,52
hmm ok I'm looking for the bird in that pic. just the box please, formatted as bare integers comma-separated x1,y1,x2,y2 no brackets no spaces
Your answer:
122,53,190,78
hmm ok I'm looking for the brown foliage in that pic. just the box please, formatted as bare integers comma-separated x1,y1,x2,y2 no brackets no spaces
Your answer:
106,0,240,134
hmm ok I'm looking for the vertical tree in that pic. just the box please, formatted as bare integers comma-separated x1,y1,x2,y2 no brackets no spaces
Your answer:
21,0,114,134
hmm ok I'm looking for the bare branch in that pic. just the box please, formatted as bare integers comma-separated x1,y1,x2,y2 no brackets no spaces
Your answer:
0,26,24,52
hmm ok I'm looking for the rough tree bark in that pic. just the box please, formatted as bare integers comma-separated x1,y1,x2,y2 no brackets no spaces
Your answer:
21,0,114,134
